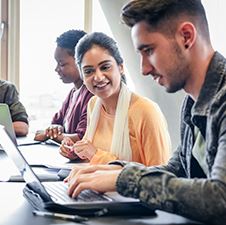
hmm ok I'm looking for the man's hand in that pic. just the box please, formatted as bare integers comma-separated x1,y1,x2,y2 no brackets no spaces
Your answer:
65,164,122,198
13,121,29,137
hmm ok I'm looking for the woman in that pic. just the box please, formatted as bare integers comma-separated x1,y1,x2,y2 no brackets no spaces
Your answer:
60,32,171,166
34,30,93,150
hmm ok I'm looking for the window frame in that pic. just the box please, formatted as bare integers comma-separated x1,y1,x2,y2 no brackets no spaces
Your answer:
0,0,8,82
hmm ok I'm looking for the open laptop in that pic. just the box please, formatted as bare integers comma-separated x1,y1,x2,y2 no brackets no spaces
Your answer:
0,103,40,146
0,103,17,145
0,125,155,216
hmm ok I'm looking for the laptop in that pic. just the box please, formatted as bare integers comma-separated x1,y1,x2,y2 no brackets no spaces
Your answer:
0,103,40,146
0,125,155,217
0,103,17,145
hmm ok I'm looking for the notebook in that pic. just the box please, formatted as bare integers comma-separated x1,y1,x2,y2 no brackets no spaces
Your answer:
0,103,40,146
0,125,155,217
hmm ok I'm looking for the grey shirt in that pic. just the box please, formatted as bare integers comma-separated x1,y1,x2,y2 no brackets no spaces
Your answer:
114,52,226,225
0,80,28,123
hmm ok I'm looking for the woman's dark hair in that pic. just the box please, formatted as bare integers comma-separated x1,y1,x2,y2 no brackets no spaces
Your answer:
56,29,87,57
75,32,123,68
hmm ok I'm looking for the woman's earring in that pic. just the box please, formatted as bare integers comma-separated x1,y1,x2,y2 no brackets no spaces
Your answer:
121,73,127,84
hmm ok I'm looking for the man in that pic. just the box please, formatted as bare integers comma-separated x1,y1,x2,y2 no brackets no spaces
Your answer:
0,80,28,136
65,0,226,224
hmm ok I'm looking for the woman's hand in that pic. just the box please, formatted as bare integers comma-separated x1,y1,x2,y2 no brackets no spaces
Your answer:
34,124,64,142
72,139,97,161
34,130,48,141
60,137,78,160
45,124,64,140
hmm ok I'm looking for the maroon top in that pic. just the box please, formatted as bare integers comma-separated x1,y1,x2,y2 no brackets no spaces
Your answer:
51,84,93,139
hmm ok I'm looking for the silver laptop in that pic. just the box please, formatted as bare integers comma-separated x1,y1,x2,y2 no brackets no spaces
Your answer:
0,103,17,145
0,125,154,216
0,103,40,146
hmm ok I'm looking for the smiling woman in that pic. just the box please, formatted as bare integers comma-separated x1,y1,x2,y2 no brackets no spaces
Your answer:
60,32,171,166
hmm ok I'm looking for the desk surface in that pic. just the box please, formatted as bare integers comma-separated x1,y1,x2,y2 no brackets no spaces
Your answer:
0,142,69,182
0,182,201,225
0,139,201,225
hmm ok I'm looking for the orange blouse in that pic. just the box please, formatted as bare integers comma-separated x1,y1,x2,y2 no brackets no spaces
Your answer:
84,93,171,166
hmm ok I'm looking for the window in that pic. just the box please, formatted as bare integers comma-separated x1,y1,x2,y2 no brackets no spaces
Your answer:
19,0,84,131
0,0,8,81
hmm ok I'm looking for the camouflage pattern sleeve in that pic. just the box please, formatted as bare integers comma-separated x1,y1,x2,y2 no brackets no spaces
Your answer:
116,163,226,225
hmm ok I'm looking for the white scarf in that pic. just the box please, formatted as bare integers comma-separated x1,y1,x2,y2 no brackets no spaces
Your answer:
86,83,132,161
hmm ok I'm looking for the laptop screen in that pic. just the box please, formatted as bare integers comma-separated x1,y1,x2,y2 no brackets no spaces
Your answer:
0,125,51,200
0,104,17,145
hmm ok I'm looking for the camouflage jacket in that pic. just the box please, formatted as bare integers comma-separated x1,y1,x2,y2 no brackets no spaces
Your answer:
115,52,226,225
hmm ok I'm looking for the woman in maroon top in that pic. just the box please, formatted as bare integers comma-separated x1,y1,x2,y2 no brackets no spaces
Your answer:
34,30,93,154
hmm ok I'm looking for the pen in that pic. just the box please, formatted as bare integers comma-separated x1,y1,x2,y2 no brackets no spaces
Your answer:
63,144,73,150
45,139,73,150
18,141,41,147
45,139,61,146
32,210,88,222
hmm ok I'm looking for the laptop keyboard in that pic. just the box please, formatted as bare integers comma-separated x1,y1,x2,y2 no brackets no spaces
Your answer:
44,182,111,203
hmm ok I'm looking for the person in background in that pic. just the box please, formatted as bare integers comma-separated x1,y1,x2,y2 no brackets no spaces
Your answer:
0,79,28,136
60,32,171,166
34,30,93,155
65,0,226,224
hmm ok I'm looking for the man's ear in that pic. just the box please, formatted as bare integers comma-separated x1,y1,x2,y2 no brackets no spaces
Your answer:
178,22,196,50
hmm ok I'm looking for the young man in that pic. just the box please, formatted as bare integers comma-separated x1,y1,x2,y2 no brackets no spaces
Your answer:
65,1,226,224
0,80,28,136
